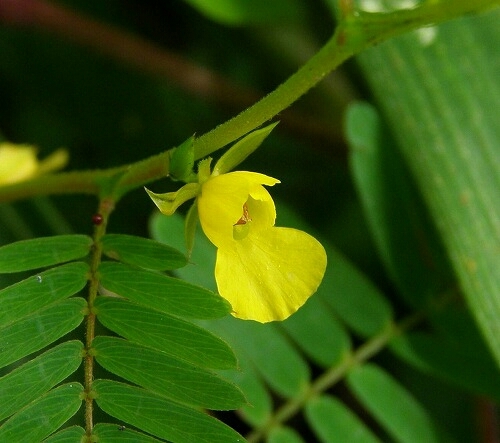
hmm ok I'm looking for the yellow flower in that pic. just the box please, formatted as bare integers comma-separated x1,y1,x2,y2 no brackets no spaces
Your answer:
197,171,327,322
0,143,68,186
147,162,327,323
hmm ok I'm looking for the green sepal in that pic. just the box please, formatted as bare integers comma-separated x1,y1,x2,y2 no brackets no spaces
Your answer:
145,183,199,216
197,157,212,184
184,202,198,259
213,122,279,175
169,136,197,182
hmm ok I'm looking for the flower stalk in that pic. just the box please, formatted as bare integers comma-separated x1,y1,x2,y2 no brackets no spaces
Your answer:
2,1,497,204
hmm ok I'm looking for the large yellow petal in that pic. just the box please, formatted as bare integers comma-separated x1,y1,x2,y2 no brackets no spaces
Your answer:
198,171,279,248
214,227,327,322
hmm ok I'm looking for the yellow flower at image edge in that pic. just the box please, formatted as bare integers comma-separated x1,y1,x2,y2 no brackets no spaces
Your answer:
197,171,327,323
0,142,68,186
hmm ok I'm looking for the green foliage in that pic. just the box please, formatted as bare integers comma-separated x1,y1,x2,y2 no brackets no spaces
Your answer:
0,234,243,442
93,336,244,410
0,298,86,368
43,426,86,443
305,395,379,443
347,103,453,307
150,206,498,442
98,261,230,318
93,380,245,443
0,235,92,273
101,233,187,270
0,383,83,442
0,262,89,326
355,10,500,363
95,297,236,369
347,364,451,443
0,341,83,421
1,0,500,442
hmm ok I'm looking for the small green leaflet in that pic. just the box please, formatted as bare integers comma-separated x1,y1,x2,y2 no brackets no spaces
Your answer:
0,235,92,273
101,234,187,271
98,261,230,319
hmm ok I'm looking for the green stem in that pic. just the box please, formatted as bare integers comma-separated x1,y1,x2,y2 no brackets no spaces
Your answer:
192,29,351,161
0,1,498,204
192,0,500,160
0,168,122,202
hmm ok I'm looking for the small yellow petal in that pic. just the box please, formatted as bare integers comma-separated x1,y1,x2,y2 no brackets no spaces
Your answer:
0,143,38,185
214,227,327,322
222,171,280,188
198,171,279,248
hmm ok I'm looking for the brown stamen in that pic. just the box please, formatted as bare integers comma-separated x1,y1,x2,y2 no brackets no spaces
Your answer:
234,203,251,225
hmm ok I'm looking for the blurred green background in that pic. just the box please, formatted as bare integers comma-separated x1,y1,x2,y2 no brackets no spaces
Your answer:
1,1,499,441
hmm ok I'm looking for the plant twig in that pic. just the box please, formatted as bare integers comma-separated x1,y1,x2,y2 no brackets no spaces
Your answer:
245,309,426,442
0,0,498,203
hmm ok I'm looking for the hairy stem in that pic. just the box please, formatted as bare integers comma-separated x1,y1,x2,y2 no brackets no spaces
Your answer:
84,197,115,436
0,1,498,203
192,0,500,159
